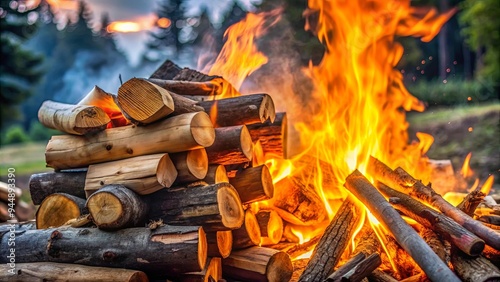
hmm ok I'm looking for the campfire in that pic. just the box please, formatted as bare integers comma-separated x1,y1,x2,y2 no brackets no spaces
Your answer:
2,0,500,281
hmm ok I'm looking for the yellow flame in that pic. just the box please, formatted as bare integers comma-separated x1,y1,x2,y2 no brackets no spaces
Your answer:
107,21,142,33
480,175,494,195
461,152,475,178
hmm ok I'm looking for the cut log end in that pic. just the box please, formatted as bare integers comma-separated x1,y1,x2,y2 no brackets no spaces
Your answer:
157,154,178,188
217,185,245,230
267,251,294,282
187,149,209,179
241,125,254,161
260,94,276,123
87,191,123,227
191,112,216,148
36,193,86,229
217,230,233,258
198,227,208,272
204,165,229,184
257,210,284,245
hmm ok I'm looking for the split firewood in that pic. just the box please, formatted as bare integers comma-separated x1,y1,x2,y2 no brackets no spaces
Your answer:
86,185,148,230
84,153,177,197
232,209,261,249
206,230,232,258
247,112,287,158
298,198,360,282
377,182,485,256
0,262,148,282
145,182,244,232
256,209,283,245
222,246,293,282
0,225,206,277
344,170,460,282
229,165,274,204
181,257,222,282
38,100,110,135
117,78,175,124
29,171,87,205
36,193,87,229
77,85,129,127
206,125,253,165
170,149,208,185
326,253,382,282
368,156,500,250
451,248,500,282
197,93,275,127
46,112,215,170
203,165,229,184
0,181,22,203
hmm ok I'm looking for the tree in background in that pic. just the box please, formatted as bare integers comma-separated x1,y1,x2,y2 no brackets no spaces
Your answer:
0,0,43,128
460,0,500,85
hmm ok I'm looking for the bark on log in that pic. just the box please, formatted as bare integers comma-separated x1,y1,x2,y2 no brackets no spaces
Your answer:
38,100,110,135
246,112,287,158
0,182,22,203
173,67,221,82
206,125,253,165
298,198,360,282
170,149,208,185
377,182,485,256
229,165,274,204
206,230,232,258
46,112,215,170
147,78,224,96
368,156,500,250
368,269,399,282
149,59,182,80
232,209,261,249
451,248,500,282
29,171,87,205
457,187,485,217
0,225,207,277
77,85,129,127
419,228,449,263
326,253,382,282
256,210,283,246
84,153,177,196
145,182,244,232
222,246,293,282
86,185,149,229
197,94,275,127
203,165,229,184
344,170,460,282
117,78,175,124
0,262,148,282
181,257,222,282
36,193,87,229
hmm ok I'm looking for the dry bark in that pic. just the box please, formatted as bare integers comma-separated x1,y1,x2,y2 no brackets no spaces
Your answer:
229,165,274,204
246,112,287,158
29,171,87,205
149,59,182,80
206,125,253,165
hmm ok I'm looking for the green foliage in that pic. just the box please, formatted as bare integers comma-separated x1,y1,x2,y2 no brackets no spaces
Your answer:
407,79,497,107
28,121,59,141
460,0,500,83
2,125,31,145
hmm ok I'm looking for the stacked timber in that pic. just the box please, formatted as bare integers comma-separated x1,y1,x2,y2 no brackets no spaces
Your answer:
2,60,293,282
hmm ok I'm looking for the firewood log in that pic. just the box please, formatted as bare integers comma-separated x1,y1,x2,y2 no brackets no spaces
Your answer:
0,181,22,203
326,253,382,282
36,193,87,229
149,59,182,80
148,78,224,96
206,125,253,165
29,171,87,205
86,185,148,229
84,153,177,196
222,246,293,282
368,269,399,282
252,140,265,166
247,112,287,158
46,112,215,170
170,149,208,185
38,100,110,135
203,165,229,184
457,186,485,217
0,262,148,282
232,209,261,249
229,165,274,204
0,225,207,277
451,248,500,282
419,228,449,263
206,230,232,258
368,156,500,250
377,182,485,256
117,78,175,124
77,85,129,127
145,182,244,232
298,198,360,282
197,94,275,127
256,209,283,245
344,170,460,282
181,257,222,282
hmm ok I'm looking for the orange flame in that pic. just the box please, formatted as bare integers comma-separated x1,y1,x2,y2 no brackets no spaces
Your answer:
480,175,494,196
461,152,475,178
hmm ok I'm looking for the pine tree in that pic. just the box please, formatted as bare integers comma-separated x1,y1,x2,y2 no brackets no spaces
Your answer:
0,0,44,127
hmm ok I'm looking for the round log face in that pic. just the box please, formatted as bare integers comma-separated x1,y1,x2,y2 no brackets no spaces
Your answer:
217,230,233,258
214,165,229,183
217,186,244,230
260,95,276,123
267,252,293,282
157,154,178,188
187,149,209,179
87,191,123,226
36,194,83,229
198,227,207,271
191,112,216,147
240,126,253,161
246,210,261,246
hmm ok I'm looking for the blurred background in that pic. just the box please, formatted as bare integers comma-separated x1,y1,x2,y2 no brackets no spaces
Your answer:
0,0,498,190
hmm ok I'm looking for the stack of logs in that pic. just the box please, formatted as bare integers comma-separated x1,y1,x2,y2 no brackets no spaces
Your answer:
0,60,294,282
0,182,34,223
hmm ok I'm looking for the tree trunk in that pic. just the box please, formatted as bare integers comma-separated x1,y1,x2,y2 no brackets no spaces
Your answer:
206,125,253,165
46,112,215,170
0,225,207,277
29,171,87,205
36,193,87,229
86,185,149,229
38,100,110,135
84,153,177,196
229,165,274,204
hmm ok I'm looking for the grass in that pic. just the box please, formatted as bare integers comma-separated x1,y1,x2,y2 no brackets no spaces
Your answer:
0,141,51,176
